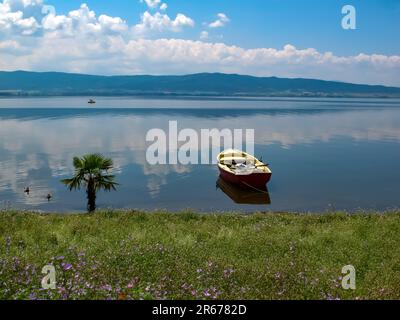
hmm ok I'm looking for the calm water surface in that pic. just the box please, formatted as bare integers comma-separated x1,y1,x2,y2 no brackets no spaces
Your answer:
1,97,400,213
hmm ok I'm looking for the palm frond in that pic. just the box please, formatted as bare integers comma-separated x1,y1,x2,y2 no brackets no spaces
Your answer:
95,174,119,192
73,156,84,170
61,176,83,191
62,153,118,193
80,154,114,172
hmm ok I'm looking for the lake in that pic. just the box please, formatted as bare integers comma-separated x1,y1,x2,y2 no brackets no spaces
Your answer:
1,97,400,213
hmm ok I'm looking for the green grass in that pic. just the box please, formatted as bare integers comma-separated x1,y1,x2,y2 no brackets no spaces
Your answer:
1,210,400,300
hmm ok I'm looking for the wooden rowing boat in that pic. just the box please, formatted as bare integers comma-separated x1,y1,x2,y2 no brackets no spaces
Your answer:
217,149,272,188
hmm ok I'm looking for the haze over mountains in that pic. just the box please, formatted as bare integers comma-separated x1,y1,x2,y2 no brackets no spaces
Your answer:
1,71,400,98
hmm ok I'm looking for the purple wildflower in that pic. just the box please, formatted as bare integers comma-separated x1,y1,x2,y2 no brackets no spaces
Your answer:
101,284,112,291
224,268,234,277
63,263,73,271
203,289,211,297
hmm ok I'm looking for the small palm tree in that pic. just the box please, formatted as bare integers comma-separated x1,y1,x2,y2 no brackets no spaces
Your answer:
62,154,118,212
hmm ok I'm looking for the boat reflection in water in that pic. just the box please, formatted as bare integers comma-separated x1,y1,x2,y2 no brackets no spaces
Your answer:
216,177,271,205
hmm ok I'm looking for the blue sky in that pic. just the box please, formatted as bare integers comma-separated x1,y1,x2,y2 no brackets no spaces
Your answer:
1,0,399,85
48,0,400,55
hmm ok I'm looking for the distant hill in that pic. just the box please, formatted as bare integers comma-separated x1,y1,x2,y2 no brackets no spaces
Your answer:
1,71,400,98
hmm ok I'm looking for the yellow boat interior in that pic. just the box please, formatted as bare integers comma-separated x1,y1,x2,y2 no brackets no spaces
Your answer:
217,149,272,175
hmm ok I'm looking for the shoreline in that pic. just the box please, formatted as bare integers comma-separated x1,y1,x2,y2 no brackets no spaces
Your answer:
2,208,400,215
2,95,400,101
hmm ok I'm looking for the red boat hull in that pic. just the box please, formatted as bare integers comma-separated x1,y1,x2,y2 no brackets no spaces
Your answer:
219,167,272,188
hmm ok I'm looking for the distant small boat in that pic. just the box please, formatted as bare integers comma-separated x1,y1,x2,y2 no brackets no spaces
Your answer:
217,149,272,188
217,178,270,205
88,99,96,104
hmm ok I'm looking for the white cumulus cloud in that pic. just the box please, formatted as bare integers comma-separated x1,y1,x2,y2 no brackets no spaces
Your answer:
140,0,161,9
208,13,229,28
0,0,41,35
133,11,194,34
0,1,399,86
200,30,208,40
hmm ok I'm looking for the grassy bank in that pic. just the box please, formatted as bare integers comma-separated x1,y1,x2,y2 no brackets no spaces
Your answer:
1,210,399,300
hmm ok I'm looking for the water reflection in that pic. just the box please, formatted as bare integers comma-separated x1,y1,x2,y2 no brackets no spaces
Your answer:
216,178,271,205
0,98,399,212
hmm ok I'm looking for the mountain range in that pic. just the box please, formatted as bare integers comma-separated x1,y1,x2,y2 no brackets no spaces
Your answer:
1,71,400,98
